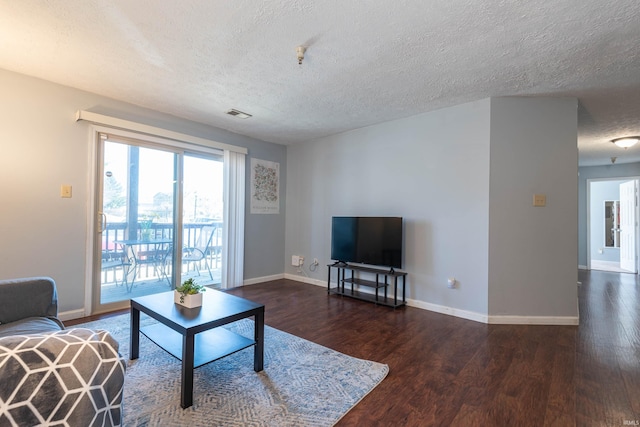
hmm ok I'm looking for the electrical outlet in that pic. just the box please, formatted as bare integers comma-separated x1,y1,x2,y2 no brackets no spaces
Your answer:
291,255,300,266
298,256,304,266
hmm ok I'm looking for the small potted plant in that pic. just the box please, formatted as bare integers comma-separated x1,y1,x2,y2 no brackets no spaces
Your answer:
174,278,206,308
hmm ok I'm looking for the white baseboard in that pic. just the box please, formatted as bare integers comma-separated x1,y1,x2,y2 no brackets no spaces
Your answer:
244,273,325,288
387,298,579,325
243,274,284,286
487,315,579,325
406,299,489,323
59,308,87,322
283,273,325,287
578,264,588,270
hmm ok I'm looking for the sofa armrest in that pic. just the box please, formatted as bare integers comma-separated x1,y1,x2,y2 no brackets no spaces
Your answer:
0,277,59,325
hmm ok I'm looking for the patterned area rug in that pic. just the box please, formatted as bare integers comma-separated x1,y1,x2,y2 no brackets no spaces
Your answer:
76,314,388,426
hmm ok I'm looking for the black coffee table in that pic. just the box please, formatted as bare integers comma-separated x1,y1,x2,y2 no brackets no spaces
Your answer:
130,289,265,408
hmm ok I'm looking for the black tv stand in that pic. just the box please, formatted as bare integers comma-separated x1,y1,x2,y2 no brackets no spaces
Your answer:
327,263,406,308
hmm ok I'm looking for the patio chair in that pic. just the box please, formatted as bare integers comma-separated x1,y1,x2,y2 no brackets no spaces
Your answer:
183,225,216,279
121,241,172,291
101,250,127,287
209,225,223,268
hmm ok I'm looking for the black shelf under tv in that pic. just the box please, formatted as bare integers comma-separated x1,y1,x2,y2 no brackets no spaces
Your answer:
327,263,407,308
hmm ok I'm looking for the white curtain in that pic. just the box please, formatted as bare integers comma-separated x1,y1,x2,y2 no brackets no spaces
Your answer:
222,150,245,288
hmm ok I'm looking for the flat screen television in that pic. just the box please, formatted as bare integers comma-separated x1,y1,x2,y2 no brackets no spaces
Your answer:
331,216,403,270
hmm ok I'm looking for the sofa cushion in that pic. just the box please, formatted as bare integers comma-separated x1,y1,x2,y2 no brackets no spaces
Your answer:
0,277,59,324
0,328,125,427
0,316,64,338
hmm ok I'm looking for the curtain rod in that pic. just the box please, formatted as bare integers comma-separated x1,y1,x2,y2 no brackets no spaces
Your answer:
75,110,248,155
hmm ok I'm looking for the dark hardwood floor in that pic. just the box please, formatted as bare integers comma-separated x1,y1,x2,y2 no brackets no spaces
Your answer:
68,270,640,426
575,270,640,427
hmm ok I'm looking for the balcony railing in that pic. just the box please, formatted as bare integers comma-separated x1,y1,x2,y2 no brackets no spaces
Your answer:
100,222,221,289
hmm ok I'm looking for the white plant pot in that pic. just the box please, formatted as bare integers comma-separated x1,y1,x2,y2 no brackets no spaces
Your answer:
174,290,203,308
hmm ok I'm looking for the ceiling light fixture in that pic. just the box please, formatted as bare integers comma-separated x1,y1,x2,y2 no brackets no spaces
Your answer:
225,109,252,119
611,137,639,149
296,46,306,65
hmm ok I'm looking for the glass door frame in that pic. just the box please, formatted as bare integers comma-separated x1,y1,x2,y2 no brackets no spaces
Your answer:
89,127,223,314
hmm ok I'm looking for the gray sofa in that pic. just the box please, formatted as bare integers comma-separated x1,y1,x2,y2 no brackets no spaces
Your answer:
0,277,64,337
0,277,126,427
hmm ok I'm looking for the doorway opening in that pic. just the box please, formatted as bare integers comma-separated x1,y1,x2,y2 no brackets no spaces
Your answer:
588,178,639,273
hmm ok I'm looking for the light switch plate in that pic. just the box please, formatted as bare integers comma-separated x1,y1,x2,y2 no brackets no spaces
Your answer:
533,194,546,207
61,185,72,198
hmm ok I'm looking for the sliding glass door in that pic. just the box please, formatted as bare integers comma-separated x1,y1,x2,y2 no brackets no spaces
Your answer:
180,154,224,287
94,134,223,312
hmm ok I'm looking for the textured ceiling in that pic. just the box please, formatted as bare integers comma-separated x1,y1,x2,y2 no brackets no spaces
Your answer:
1,1,639,166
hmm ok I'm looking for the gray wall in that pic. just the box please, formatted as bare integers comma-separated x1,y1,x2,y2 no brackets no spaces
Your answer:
286,99,492,314
578,162,640,267
286,96,579,319
0,68,286,312
488,97,578,318
589,180,624,262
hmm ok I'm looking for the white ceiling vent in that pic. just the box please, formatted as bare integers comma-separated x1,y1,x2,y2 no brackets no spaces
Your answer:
225,109,252,119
